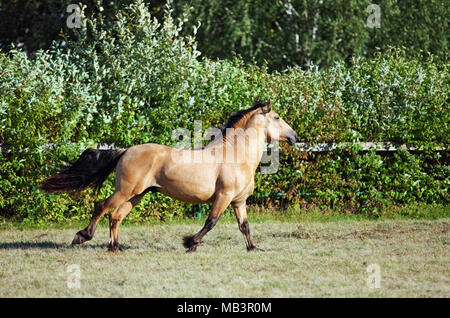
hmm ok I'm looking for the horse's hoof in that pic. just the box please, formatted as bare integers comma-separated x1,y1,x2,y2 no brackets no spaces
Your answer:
72,229,92,245
183,235,196,248
186,245,197,253
247,246,264,252
108,247,119,253
107,244,122,253
72,233,84,245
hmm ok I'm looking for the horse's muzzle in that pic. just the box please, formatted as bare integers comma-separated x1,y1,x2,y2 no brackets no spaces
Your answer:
286,132,298,145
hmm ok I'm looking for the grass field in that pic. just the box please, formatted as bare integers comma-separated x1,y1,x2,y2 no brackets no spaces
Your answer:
0,212,448,298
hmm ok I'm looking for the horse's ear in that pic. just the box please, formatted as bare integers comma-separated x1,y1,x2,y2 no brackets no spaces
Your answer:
261,100,271,114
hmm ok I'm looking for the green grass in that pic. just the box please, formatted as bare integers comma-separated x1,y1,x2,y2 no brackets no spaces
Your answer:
1,203,448,230
0,212,448,297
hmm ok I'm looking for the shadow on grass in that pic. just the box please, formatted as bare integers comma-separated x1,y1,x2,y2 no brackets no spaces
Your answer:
0,241,114,250
0,241,177,252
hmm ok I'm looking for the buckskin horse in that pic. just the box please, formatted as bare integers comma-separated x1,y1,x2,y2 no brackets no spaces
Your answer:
42,100,298,252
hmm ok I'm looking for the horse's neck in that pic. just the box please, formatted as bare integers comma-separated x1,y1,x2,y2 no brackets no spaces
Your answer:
216,121,266,171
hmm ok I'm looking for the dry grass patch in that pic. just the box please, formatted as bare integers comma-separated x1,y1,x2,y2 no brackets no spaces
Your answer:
0,218,448,297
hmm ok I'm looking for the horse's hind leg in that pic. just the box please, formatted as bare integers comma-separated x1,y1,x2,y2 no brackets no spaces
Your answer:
183,192,232,252
108,189,150,252
232,201,258,251
71,200,106,244
107,201,132,252
72,192,129,245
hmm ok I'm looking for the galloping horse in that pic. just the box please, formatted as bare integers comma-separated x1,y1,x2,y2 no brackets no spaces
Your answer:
42,100,297,252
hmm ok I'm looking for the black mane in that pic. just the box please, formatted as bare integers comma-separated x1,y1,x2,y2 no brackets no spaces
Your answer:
220,100,270,135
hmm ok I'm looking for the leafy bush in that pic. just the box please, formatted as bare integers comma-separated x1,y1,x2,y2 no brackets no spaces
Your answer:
0,1,448,223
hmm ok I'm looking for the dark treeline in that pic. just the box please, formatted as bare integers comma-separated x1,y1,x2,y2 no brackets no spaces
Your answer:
0,0,448,70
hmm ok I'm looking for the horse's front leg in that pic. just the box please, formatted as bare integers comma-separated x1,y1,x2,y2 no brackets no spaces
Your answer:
232,200,260,251
183,192,232,252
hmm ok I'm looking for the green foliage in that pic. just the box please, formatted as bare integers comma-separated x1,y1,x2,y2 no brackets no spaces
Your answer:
176,0,449,70
0,1,448,223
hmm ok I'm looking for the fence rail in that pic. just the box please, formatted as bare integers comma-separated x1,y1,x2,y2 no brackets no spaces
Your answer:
0,141,448,154
294,142,447,153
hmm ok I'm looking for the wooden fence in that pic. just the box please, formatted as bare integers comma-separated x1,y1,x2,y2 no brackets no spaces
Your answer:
1,141,447,154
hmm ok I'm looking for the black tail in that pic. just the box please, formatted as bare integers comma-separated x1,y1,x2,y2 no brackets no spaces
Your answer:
41,148,127,194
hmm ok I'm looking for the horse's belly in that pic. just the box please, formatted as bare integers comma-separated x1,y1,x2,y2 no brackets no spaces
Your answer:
157,163,218,204
159,187,215,204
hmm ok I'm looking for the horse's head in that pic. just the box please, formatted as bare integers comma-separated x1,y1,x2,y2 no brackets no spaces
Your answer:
254,100,298,145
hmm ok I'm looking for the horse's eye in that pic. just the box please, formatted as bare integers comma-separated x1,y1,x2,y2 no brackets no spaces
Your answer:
275,116,280,120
